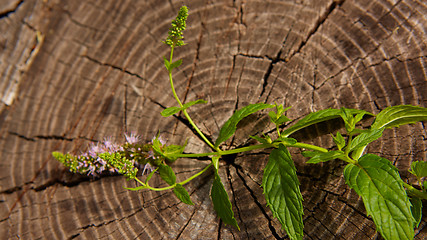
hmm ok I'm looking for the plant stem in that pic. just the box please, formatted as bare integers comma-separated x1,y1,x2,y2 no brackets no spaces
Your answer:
137,163,213,191
174,143,274,158
172,141,328,159
288,142,328,152
402,182,427,200
168,45,216,150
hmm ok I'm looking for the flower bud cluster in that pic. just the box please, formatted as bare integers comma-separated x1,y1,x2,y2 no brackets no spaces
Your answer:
164,6,188,47
53,133,167,179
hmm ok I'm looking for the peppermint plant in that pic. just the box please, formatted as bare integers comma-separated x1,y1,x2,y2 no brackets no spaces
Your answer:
53,6,427,240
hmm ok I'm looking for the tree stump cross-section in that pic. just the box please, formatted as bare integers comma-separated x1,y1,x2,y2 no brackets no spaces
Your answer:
0,0,426,239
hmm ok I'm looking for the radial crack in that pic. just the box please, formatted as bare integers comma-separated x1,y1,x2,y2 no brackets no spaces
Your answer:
291,0,345,58
233,166,282,239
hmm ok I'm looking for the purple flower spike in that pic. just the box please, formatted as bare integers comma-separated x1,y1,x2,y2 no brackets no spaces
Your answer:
103,137,122,153
88,143,103,157
125,132,141,144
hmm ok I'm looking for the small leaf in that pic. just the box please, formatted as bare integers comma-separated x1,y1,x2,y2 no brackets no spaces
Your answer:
145,167,157,184
354,112,366,124
212,156,220,170
163,57,171,70
275,137,297,145
163,142,187,161
158,164,176,185
215,103,274,147
250,135,271,144
409,197,422,228
161,99,207,117
281,108,372,137
303,150,345,164
182,99,207,109
371,105,427,129
170,59,182,70
332,132,345,150
410,161,427,178
173,184,194,205
161,106,182,117
262,145,303,240
211,172,240,230
269,105,291,125
346,128,384,153
268,111,277,122
343,154,415,240
276,115,291,125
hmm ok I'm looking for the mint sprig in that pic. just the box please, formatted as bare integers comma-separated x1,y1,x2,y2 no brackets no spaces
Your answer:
51,6,427,240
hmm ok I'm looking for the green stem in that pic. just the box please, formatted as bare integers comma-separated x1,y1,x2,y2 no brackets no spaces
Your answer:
137,163,213,191
172,142,328,159
168,45,216,150
344,133,353,156
183,109,217,150
173,143,273,158
287,142,328,152
402,182,427,200
276,125,281,138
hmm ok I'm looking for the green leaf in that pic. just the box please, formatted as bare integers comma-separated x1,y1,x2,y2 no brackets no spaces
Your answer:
163,57,171,70
409,197,422,228
262,145,303,240
410,161,427,178
212,156,220,170
281,108,372,137
170,59,182,71
332,132,345,150
346,128,384,153
215,103,274,147
145,167,157,184
276,115,291,125
163,142,187,161
211,172,240,230
161,99,207,117
371,105,427,129
269,111,291,125
303,150,345,164
161,106,182,117
158,164,176,185
173,184,194,205
182,99,207,109
343,154,415,240
250,135,271,144
274,137,297,145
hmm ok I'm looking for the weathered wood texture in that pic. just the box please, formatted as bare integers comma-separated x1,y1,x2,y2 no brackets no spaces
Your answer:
1,0,426,239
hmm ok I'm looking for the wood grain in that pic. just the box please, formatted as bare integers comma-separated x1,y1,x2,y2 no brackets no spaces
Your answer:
1,0,426,239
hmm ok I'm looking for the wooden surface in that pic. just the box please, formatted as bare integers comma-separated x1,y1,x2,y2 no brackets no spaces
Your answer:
1,0,426,239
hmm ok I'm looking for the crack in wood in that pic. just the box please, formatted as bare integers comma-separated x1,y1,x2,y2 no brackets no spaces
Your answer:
226,166,250,239
233,165,282,239
82,55,147,82
174,207,198,240
291,0,345,60
8,131,76,142
0,0,23,19
319,5,421,89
